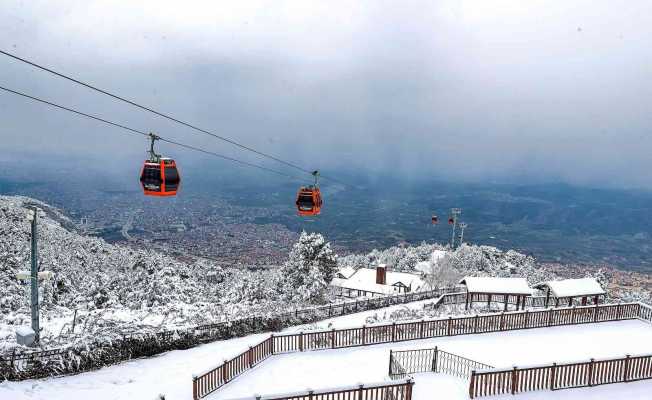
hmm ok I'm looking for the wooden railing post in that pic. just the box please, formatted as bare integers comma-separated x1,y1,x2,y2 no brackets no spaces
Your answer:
299,331,304,352
616,302,623,320
389,350,393,376
419,320,424,339
406,378,414,400
362,325,367,345
248,346,253,368
270,334,275,354
572,306,577,324
500,312,505,331
392,322,396,342
222,359,228,383
624,355,631,382
192,375,198,400
474,314,479,333
308,389,314,400
524,310,530,329
550,363,557,390
588,358,595,387
331,328,336,348
432,346,438,372
469,370,476,399
547,308,553,327
447,317,452,336
357,384,364,400
594,303,599,322
511,366,518,394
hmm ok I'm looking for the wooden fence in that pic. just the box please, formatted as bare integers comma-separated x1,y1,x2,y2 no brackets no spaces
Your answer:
389,347,493,379
469,353,652,398
194,302,647,399
227,379,414,400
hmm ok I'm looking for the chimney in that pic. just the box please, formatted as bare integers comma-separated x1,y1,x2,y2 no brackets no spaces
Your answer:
376,265,386,285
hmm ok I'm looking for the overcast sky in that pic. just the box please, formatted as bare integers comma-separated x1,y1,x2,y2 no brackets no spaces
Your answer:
1,1,651,189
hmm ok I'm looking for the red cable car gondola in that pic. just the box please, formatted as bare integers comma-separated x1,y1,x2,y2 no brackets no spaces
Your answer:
295,171,323,216
431,215,438,224
139,133,180,197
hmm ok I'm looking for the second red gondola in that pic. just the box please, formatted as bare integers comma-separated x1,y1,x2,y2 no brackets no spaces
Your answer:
295,171,322,216
139,133,180,197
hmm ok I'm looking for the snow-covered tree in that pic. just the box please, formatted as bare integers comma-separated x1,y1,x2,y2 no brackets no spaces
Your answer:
281,232,338,304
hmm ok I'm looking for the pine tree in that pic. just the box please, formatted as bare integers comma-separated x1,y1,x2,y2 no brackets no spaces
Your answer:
281,231,338,303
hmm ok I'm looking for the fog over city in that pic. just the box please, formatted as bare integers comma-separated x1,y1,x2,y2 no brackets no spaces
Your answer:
1,1,651,189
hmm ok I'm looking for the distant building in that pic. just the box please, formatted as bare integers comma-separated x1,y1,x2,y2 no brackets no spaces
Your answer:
331,264,426,298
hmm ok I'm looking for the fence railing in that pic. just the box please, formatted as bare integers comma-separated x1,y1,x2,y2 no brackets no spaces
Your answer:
194,302,646,399
469,353,652,398
1,287,454,381
425,292,548,311
389,347,493,379
227,379,414,400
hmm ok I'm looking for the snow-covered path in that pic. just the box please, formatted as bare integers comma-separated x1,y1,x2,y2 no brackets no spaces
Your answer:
0,318,650,400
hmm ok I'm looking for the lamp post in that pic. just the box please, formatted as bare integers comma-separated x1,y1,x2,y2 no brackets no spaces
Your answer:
28,207,40,343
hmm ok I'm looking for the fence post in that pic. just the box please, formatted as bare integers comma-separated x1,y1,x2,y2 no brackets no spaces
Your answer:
473,314,479,334
392,322,396,342
270,334,275,355
331,329,336,349
469,370,476,399
511,366,518,394
419,320,424,339
572,306,577,324
432,346,438,372
547,308,553,327
500,312,505,331
524,310,530,329
357,384,364,400
222,359,228,383
299,332,304,352
594,303,599,322
389,350,393,376
588,358,595,387
248,346,253,368
447,317,452,336
308,389,314,400
406,378,414,400
550,363,557,390
362,325,367,345
616,302,623,320
192,375,198,400
329,303,332,317
624,355,631,382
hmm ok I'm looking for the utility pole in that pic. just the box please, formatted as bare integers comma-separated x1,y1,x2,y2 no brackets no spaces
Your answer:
459,222,467,246
450,208,462,249
29,207,40,343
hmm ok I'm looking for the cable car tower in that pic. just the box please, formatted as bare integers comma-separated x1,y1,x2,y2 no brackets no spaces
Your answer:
449,208,462,248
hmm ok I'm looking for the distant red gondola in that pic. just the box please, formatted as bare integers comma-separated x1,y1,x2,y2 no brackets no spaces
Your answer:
139,133,180,197
431,215,438,224
295,171,322,216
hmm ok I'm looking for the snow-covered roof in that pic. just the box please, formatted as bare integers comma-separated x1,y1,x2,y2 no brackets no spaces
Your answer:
335,266,356,279
534,278,605,298
459,276,533,295
331,267,426,294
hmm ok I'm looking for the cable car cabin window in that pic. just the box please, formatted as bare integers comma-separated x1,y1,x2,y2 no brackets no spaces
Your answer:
141,165,162,182
297,195,315,209
164,167,179,183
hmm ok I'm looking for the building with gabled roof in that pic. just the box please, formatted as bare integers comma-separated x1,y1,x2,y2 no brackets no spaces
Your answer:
534,278,606,307
331,264,426,298
459,276,534,311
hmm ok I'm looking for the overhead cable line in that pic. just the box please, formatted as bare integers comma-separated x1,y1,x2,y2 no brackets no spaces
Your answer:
0,85,308,182
0,49,348,186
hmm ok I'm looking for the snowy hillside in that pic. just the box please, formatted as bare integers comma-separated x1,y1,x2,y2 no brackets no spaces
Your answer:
0,196,309,350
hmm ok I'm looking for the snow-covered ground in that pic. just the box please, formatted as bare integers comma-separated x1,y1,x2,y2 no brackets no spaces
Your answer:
1,318,650,400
